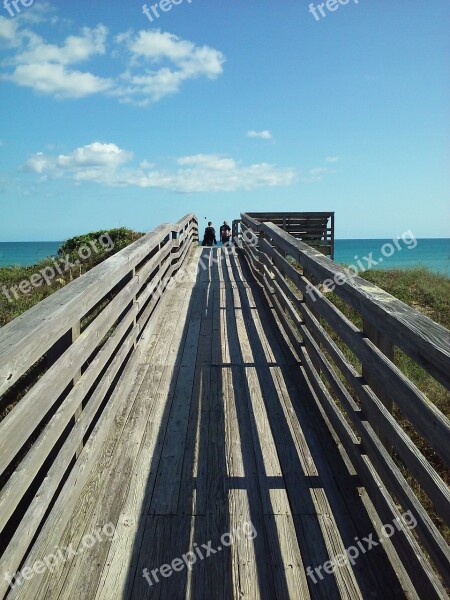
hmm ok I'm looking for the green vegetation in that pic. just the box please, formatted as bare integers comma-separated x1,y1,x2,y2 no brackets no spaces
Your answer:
326,267,449,417
0,228,143,328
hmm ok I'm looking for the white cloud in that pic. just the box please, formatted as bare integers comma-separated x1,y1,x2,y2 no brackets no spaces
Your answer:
326,156,340,163
309,167,329,176
0,16,21,47
2,24,113,98
24,144,296,193
247,130,272,140
0,18,225,104
24,142,133,176
13,25,108,66
9,63,113,98
114,30,225,105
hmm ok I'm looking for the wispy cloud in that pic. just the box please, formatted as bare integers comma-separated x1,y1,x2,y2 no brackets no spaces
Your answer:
325,155,340,163
247,130,272,140
0,16,225,105
24,143,296,193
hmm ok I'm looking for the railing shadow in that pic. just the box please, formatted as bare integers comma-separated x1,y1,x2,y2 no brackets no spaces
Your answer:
120,245,407,599
226,248,408,599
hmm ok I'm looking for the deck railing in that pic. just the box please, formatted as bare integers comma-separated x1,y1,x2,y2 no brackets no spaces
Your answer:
244,211,335,258
0,214,198,596
240,212,450,598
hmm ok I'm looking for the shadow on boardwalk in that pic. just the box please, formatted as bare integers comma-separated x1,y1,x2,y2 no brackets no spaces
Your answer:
121,247,406,599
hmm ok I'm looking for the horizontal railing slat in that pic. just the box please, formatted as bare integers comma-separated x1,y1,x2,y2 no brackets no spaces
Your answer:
258,236,450,467
0,214,198,598
260,222,450,389
0,239,177,476
240,214,450,596
0,224,172,396
265,268,450,581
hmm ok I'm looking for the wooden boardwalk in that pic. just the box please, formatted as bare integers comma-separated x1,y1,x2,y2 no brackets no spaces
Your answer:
1,214,449,599
5,248,417,598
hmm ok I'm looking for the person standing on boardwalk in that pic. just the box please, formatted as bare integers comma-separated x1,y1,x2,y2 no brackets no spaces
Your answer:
219,220,232,245
202,222,217,247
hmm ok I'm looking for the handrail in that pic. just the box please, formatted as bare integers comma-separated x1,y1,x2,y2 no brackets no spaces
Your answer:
0,214,198,597
240,212,450,598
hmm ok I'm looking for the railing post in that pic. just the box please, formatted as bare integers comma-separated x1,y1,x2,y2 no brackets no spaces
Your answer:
47,321,84,457
71,321,84,457
362,319,394,455
132,266,138,350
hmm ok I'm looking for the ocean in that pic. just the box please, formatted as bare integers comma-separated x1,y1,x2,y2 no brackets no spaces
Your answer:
0,239,449,276
0,242,61,268
334,238,450,276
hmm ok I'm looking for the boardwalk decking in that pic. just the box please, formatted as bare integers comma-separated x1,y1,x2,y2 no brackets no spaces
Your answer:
7,247,420,599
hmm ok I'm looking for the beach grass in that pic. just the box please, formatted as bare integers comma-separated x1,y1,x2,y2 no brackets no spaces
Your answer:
0,227,143,328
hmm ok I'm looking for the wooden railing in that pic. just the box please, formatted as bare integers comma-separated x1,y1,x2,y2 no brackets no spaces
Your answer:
240,212,450,598
0,214,198,596
244,211,335,258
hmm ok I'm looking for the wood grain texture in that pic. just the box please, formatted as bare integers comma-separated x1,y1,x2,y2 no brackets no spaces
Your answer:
4,216,449,599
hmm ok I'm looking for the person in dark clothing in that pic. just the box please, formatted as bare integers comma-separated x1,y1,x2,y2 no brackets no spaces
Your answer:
202,222,217,247
219,220,232,245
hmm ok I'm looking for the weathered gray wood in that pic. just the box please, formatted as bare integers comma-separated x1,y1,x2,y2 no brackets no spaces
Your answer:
255,239,450,583
0,301,138,534
3,326,144,600
241,228,450,597
0,215,198,600
0,232,196,490
149,318,201,514
243,211,335,258
222,366,276,599
0,214,197,397
258,236,450,467
4,219,449,599
257,240,450,531
297,293,450,527
46,286,193,600
0,223,195,479
0,274,142,476
94,283,196,600
0,225,168,395
260,222,450,389
294,344,447,598
362,319,394,453
298,317,450,583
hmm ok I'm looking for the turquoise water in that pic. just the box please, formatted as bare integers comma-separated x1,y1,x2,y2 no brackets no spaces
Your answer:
0,242,61,268
334,238,449,276
0,239,449,276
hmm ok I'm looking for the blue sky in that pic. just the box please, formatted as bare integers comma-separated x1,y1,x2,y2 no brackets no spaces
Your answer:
0,0,449,241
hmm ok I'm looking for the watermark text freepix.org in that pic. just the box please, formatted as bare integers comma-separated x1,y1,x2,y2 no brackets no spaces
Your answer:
143,0,192,23
306,510,417,583
309,0,361,22
305,229,417,302
3,0,34,17
142,521,257,587
4,523,116,590
1,233,114,304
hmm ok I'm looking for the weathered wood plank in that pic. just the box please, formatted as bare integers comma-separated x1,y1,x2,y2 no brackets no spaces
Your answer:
260,237,450,468
93,285,197,600
0,225,169,395
260,222,450,389
222,366,276,599
149,319,201,514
